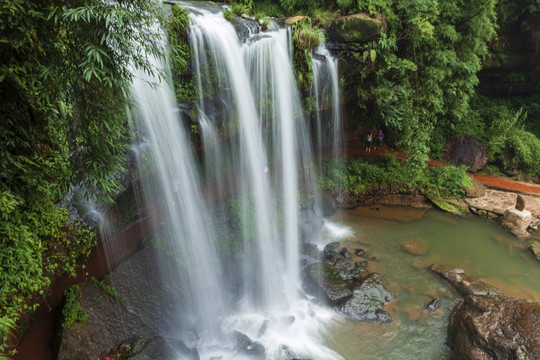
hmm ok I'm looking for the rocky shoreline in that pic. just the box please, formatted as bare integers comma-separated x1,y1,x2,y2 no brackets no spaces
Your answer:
430,264,540,360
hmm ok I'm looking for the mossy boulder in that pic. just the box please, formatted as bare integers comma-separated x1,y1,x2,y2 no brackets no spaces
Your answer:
428,195,470,215
336,273,395,322
303,263,353,305
326,13,384,45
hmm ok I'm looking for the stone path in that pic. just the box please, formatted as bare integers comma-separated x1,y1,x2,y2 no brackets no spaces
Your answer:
466,189,540,219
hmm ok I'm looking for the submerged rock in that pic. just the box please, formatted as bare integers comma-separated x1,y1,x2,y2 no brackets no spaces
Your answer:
401,238,428,256
337,273,395,323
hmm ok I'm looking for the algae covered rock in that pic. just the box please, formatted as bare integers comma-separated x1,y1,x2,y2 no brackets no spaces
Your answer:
336,273,395,322
326,13,384,45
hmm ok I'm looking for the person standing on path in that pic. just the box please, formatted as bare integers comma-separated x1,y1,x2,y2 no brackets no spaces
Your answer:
376,129,384,149
365,132,372,152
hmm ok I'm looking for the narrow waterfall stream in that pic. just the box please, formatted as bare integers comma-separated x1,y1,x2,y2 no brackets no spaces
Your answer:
128,4,344,359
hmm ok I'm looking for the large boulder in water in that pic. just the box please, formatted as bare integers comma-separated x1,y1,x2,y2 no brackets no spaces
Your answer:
430,264,540,360
443,135,487,172
303,263,354,305
449,294,540,360
336,273,395,322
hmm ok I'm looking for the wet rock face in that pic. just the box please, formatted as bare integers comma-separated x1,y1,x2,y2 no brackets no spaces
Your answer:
302,242,395,323
431,264,540,360
337,273,395,322
429,264,502,297
57,247,189,360
304,263,354,304
449,295,540,360
443,135,488,172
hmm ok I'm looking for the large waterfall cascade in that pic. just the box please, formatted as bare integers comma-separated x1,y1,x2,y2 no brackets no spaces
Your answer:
127,4,344,359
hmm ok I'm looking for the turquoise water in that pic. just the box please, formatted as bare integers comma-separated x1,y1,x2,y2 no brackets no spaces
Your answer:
322,207,540,359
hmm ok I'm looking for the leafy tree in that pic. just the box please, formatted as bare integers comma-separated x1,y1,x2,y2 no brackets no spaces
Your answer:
0,0,164,353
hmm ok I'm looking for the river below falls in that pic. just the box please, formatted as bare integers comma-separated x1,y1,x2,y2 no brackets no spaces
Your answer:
317,206,540,360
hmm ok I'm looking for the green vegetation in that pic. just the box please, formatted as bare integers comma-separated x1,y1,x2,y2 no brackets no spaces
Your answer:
61,276,126,330
469,99,540,179
318,155,473,199
168,4,196,103
0,0,164,353
89,276,127,308
61,284,88,329
291,18,325,89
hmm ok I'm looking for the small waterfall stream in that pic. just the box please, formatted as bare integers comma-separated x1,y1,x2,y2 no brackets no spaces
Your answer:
311,44,342,166
128,4,343,359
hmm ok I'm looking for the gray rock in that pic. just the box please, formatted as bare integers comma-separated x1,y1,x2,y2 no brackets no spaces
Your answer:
323,242,340,259
337,273,395,323
57,247,183,360
303,263,353,305
501,208,533,238
443,135,487,172
430,264,502,297
516,194,526,211
232,332,265,359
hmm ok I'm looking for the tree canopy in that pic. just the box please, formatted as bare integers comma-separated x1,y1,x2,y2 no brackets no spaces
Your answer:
0,0,164,354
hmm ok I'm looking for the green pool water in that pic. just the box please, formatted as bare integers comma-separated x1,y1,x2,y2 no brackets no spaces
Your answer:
321,206,540,360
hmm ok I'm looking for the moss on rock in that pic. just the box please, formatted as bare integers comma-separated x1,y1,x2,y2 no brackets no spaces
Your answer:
326,13,384,44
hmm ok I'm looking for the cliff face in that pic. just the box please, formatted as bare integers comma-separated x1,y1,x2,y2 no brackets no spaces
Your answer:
478,10,540,96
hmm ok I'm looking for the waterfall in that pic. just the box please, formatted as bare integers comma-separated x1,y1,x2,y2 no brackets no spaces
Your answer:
130,48,225,334
127,4,343,359
311,44,342,166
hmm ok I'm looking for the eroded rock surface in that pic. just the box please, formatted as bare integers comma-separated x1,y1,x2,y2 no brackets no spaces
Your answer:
430,264,540,360
337,273,395,322
58,247,186,360
303,242,395,323
429,264,502,297
449,295,540,360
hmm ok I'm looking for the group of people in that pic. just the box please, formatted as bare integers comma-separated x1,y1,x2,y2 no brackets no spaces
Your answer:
365,129,384,152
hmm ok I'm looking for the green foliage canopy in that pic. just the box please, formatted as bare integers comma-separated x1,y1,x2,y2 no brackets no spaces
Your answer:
0,0,165,353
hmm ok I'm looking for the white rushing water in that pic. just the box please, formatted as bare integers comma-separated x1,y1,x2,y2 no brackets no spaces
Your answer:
128,4,344,358
311,44,342,165
130,48,225,334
